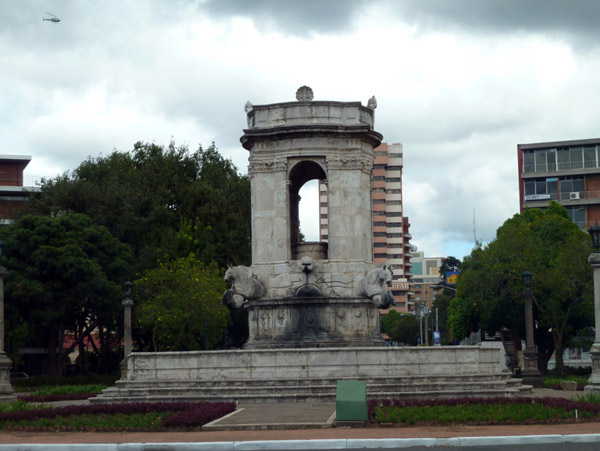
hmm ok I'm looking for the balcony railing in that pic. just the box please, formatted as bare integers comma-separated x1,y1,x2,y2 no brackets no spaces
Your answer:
523,161,599,174
524,190,600,203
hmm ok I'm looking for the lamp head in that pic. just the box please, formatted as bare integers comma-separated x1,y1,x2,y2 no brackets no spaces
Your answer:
122,280,134,297
589,223,600,251
521,271,532,288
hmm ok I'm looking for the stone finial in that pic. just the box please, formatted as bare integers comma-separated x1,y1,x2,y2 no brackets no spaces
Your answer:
296,86,314,102
367,96,377,109
244,101,253,114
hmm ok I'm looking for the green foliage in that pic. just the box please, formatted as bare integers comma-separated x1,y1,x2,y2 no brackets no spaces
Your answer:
0,412,170,431
11,374,118,392
29,385,107,396
1,214,132,375
447,202,593,375
373,402,586,425
134,254,228,351
0,400,46,413
381,310,420,346
24,142,251,274
543,376,588,388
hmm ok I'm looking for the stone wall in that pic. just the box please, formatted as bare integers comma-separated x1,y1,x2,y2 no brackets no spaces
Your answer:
125,346,505,382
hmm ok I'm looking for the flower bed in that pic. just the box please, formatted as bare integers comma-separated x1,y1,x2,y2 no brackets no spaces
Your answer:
0,401,236,431
369,397,600,426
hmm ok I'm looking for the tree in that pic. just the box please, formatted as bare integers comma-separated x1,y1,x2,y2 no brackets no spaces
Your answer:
133,254,228,351
23,142,251,274
2,214,132,376
440,256,461,282
448,202,593,374
381,310,420,346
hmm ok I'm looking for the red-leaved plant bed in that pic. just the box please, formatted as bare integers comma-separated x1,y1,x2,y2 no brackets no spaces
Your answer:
18,393,99,402
0,402,236,429
368,397,600,423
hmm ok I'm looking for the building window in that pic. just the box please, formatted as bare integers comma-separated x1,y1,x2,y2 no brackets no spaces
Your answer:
374,232,386,237
387,201,402,206
374,164,386,169
560,176,584,200
372,188,386,193
320,202,328,207
373,211,386,216
373,199,386,204
524,148,557,173
387,222,403,228
374,253,387,258
320,214,328,219
387,212,402,217
386,177,401,182
566,206,586,227
372,176,385,181
388,153,403,158
388,189,401,194
524,177,558,200
386,166,402,171
387,232,402,238
373,221,386,227
374,242,387,247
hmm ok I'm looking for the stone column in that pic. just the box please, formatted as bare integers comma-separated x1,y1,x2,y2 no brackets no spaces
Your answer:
521,286,543,388
585,253,600,394
120,297,133,378
0,266,16,403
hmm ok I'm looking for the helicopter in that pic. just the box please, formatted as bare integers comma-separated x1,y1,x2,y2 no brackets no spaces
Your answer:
42,12,60,23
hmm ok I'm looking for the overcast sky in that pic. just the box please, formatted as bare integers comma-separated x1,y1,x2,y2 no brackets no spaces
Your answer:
3,0,600,260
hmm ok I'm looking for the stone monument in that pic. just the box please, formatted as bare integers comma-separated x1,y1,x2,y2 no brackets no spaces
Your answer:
92,88,526,404
222,85,393,349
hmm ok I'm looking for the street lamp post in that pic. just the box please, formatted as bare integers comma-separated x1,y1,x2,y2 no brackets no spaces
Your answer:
0,241,16,403
521,271,543,388
120,280,134,378
585,224,600,394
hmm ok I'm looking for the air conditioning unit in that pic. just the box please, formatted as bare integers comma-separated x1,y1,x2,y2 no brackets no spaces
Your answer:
570,192,581,200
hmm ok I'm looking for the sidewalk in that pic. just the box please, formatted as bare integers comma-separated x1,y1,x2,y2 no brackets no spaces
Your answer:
0,388,597,447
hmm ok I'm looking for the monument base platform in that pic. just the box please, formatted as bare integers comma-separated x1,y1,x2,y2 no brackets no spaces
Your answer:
92,346,530,404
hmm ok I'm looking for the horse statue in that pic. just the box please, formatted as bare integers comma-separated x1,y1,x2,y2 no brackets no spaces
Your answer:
354,265,394,308
221,265,265,309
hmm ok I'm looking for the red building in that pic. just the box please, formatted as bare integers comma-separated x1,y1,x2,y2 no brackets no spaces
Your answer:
518,138,600,227
0,155,38,222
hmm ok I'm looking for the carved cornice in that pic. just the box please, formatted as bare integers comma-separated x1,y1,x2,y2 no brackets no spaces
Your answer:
248,159,288,174
327,157,373,173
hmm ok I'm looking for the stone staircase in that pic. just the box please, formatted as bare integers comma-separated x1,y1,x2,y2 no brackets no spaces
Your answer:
92,374,531,404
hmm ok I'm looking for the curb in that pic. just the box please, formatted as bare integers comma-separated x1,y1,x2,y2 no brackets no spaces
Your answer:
1,434,600,450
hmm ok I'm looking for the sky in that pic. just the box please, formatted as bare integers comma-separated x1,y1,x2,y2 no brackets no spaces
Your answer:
3,0,600,260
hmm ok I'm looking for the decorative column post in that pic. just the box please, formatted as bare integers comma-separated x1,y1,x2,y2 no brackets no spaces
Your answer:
585,225,600,394
120,281,134,378
521,271,543,388
0,241,16,403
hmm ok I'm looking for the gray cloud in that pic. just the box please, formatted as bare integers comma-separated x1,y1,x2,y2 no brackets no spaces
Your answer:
198,0,365,35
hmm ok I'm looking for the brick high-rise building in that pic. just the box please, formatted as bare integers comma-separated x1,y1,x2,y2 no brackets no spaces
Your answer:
319,143,412,311
518,138,600,227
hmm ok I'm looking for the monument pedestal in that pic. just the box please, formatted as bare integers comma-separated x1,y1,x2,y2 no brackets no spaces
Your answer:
245,297,384,349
